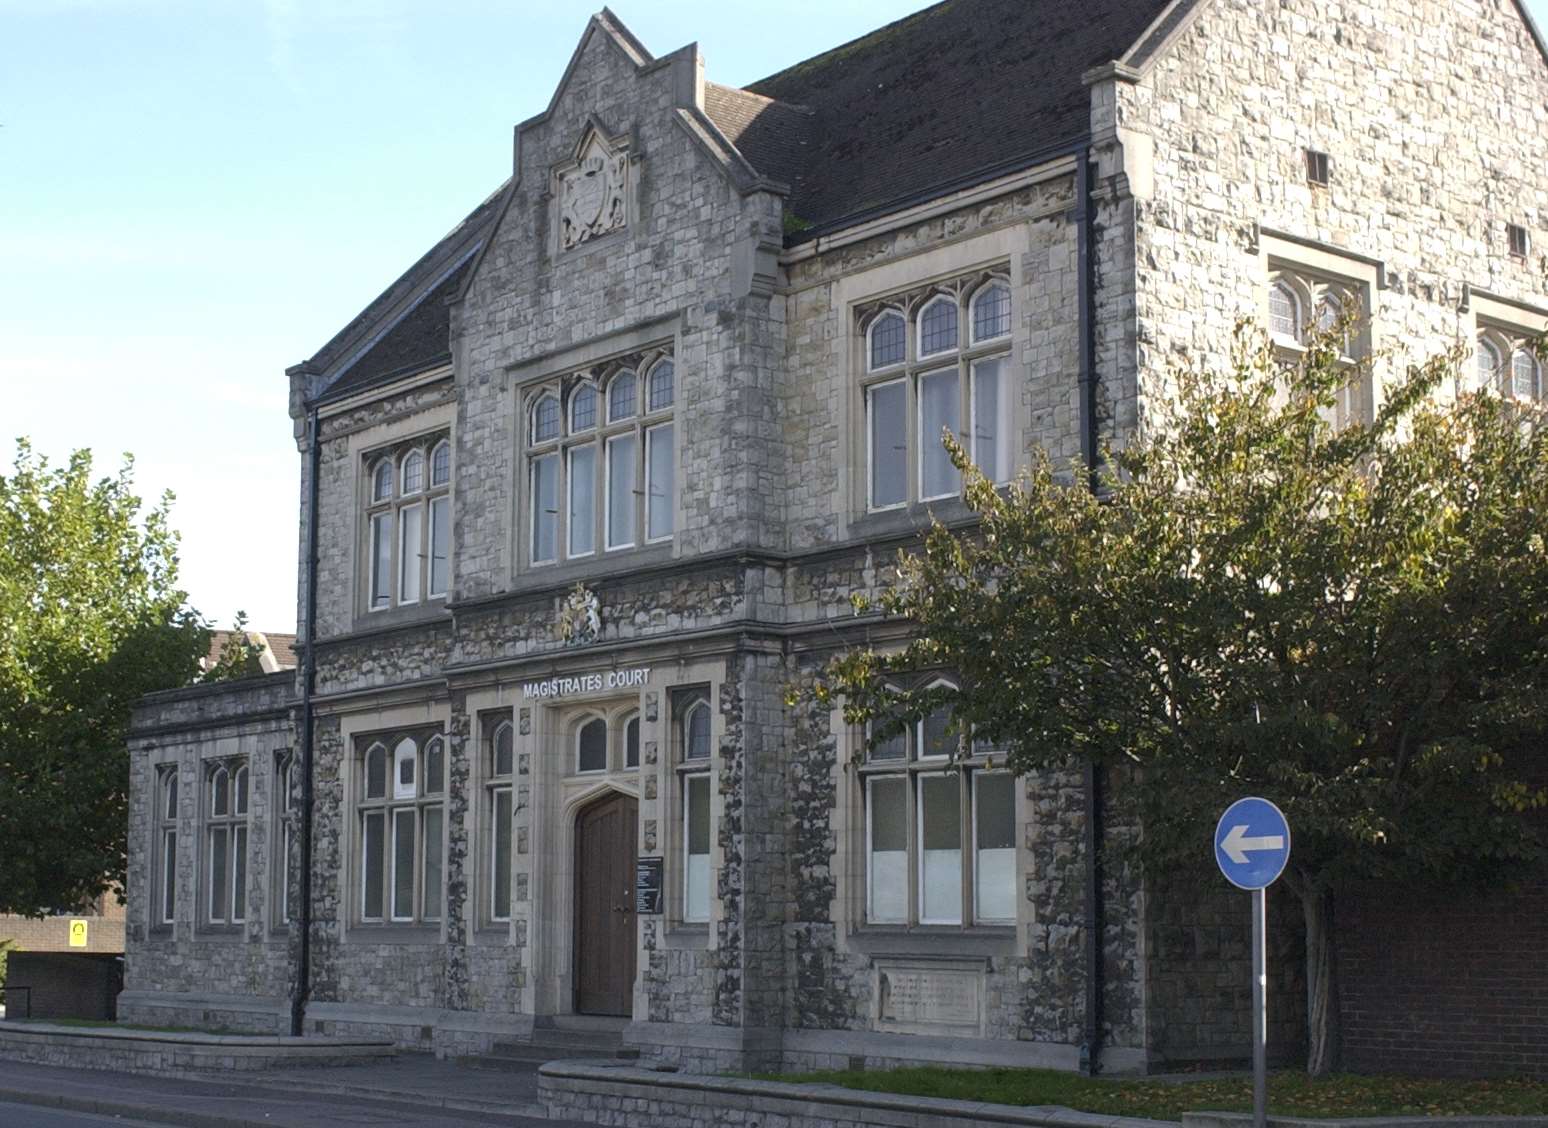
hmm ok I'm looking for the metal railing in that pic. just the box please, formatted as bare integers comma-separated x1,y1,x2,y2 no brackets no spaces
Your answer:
0,985,32,1020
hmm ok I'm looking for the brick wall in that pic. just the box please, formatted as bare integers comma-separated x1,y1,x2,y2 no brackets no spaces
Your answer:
1338,877,1548,1079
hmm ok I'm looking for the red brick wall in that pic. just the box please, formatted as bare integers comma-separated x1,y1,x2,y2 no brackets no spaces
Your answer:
1337,877,1548,1078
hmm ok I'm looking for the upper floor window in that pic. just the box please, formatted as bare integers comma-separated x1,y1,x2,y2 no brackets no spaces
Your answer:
364,434,451,612
359,734,444,924
1476,327,1544,404
205,760,249,925
1266,269,1370,429
525,349,676,567
861,274,1015,512
860,683,1016,927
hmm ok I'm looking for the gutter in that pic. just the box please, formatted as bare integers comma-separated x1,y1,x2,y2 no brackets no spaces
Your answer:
291,408,321,1038
1074,147,1106,1076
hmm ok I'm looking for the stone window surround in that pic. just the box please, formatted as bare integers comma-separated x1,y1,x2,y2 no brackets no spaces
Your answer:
847,679,1019,937
152,763,179,934
856,271,1016,514
201,757,250,930
1255,229,1384,431
1466,288,1548,404
479,711,516,931
520,347,676,571
362,431,452,615
357,730,446,926
271,750,295,934
507,317,682,590
672,686,714,927
831,225,1031,539
339,399,455,630
338,703,450,945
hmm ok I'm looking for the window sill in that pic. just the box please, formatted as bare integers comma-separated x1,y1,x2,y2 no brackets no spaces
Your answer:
851,497,978,542
473,924,516,944
846,925,1016,958
352,599,451,634
511,542,675,593
192,924,245,941
659,922,711,950
346,923,443,945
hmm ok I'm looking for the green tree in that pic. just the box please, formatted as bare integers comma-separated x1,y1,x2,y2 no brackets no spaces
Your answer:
822,326,1548,1075
0,440,207,917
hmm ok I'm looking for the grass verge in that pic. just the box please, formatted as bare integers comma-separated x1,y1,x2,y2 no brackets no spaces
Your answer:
750,1067,1548,1120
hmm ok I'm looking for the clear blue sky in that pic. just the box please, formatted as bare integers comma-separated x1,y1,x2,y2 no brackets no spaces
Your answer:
5,0,1546,633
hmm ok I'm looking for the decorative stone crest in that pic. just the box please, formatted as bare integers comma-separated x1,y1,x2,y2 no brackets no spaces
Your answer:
557,582,602,645
557,130,628,251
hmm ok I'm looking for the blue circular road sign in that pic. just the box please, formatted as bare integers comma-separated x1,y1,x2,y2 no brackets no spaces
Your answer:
1213,797,1291,890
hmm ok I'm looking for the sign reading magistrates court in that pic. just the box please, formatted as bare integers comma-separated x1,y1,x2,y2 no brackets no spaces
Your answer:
522,667,649,699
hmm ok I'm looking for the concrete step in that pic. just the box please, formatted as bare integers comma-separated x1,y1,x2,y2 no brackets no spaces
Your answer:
457,1016,638,1070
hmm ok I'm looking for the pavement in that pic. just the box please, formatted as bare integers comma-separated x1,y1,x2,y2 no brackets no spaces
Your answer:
0,1055,593,1128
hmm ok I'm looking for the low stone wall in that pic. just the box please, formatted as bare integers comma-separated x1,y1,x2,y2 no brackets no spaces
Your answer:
0,1022,393,1074
539,1060,1160,1128
116,990,289,1036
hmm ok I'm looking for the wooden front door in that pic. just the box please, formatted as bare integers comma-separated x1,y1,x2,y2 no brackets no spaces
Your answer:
574,792,638,1016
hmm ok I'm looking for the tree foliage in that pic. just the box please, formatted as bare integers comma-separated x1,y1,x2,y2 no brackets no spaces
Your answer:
0,440,206,917
821,325,1548,1072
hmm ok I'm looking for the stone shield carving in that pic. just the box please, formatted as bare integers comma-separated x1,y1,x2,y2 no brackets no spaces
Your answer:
559,133,628,251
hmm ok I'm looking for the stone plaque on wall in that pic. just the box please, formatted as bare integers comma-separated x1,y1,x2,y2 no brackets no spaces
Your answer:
874,960,983,1036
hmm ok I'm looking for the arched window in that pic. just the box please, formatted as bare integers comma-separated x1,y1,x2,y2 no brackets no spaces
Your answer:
917,294,959,357
684,701,711,760
970,281,1012,344
1478,339,1503,391
577,717,608,773
372,460,393,503
607,371,637,422
206,759,248,925
570,383,598,432
364,743,388,800
531,394,561,444
157,768,178,926
867,309,906,371
1269,281,1301,343
624,713,641,769
430,440,451,488
359,733,444,924
400,450,425,495
210,765,230,817
492,721,514,777
647,358,675,412
488,720,514,922
1316,292,1342,335
679,695,713,923
1512,349,1541,401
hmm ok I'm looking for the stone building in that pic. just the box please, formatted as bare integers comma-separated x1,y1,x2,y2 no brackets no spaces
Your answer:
122,0,1548,1077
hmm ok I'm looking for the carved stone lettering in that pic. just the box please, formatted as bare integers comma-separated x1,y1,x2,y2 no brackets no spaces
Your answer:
876,964,982,1034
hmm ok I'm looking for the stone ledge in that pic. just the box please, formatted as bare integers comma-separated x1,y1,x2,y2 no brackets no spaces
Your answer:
1184,1116,1548,1128
0,1022,393,1073
538,1059,1166,1128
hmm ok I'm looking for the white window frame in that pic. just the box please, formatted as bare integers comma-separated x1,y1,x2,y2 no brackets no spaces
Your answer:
363,433,452,613
486,719,514,924
858,273,1014,514
1469,291,1548,405
856,683,1017,928
522,350,675,568
204,760,248,926
275,753,295,926
1265,266,1372,431
156,766,178,927
357,734,445,925
677,693,713,925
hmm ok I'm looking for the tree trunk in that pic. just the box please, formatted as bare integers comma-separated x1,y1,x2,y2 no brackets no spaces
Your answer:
1301,886,1341,1076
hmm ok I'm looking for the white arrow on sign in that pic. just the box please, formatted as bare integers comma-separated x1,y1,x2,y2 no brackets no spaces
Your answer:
1220,824,1285,865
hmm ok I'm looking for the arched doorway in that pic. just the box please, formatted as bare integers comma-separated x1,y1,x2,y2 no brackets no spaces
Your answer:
573,790,638,1015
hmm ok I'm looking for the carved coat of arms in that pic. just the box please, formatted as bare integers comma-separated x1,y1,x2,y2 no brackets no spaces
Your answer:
559,134,628,250
557,583,602,645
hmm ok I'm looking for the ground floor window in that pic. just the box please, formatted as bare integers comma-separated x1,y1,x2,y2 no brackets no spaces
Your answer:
359,734,445,924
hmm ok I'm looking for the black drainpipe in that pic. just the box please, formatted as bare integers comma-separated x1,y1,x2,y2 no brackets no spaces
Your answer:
290,406,321,1038
1075,147,1106,1076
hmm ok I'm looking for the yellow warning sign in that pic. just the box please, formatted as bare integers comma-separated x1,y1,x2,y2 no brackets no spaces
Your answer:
68,919,88,948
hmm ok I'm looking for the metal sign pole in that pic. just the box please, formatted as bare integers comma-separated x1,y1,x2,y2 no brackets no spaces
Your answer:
1252,885,1268,1128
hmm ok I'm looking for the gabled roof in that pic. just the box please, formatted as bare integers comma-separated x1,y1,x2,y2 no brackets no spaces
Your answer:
740,0,1172,239
302,183,505,404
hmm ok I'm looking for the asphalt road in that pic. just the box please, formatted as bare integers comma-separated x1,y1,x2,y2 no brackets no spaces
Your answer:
0,1102,172,1127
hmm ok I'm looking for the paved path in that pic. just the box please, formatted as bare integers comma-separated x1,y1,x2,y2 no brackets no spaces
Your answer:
0,1056,589,1128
